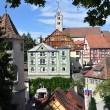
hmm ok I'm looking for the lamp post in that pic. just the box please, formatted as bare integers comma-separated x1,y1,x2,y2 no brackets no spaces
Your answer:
70,62,73,79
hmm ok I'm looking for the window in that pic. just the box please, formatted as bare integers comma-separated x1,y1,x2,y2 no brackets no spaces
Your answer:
57,22,60,25
62,51,66,56
50,38,54,41
76,51,80,55
31,52,34,56
60,38,66,41
40,59,45,64
61,58,66,64
20,43,23,51
55,32,59,35
30,59,35,65
40,67,47,72
94,79,99,84
61,67,66,71
88,78,93,84
40,52,45,56
31,67,35,72
6,41,13,50
93,54,98,58
51,58,56,64
93,49,97,53
51,52,55,56
51,67,56,72
41,47,43,49
57,17,60,20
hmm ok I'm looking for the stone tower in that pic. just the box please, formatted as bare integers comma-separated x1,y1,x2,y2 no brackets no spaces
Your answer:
55,1,63,31
0,13,25,110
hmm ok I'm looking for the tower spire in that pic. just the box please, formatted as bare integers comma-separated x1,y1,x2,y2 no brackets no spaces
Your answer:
56,0,61,12
55,0,63,32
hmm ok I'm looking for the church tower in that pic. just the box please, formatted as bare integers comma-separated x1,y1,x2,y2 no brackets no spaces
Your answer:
55,1,63,31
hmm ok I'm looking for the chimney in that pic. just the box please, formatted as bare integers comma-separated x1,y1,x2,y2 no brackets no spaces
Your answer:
74,86,78,93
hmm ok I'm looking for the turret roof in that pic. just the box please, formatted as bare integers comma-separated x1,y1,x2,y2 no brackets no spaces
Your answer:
0,13,23,39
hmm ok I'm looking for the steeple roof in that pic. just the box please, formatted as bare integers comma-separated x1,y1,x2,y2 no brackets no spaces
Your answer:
0,13,23,39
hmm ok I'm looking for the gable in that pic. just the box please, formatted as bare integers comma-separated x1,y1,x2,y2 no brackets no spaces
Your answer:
28,43,56,52
37,44,48,51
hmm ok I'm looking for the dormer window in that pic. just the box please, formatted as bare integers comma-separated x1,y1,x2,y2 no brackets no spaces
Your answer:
93,66,104,74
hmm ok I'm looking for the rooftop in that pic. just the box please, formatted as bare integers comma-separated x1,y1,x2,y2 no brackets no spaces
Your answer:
85,57,110,79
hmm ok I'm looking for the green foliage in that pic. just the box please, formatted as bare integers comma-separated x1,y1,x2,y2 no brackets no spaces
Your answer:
88,96,97,110
94,78,110,109
74,77,85,91
6,0,46,8
0,30,15,110
73,0,110,26
29,77,74,95
22,33,36,63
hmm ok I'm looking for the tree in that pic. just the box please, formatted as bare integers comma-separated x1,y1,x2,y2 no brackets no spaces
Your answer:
73,0,110,26
5,0,110,27
22,33,36,63
6,0,46,7
94,78,110,109
88,96,97,110
0,29,15,110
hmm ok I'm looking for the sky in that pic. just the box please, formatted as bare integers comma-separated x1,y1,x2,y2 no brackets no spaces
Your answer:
0,0,110,40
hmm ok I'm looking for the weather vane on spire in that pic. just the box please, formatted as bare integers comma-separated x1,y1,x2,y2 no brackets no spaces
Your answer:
56,0,61,12
5,1,8,13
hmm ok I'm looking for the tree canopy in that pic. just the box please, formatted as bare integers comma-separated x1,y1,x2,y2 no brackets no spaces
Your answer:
0,29,15,110
5,0,110,26
88,96,97,110
94,78,110,109
22,33,36,63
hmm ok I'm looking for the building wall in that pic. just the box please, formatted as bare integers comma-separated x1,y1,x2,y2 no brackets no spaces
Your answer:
7,39,25,110
50,99,66,110
83,39,110,66
28,45,70,79
70,50,83,72
85,77,103,103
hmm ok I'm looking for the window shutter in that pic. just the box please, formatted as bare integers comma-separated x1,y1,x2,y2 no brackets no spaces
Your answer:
45,59,47,64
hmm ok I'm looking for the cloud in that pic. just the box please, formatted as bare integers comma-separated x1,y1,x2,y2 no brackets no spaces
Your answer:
35,0,88,28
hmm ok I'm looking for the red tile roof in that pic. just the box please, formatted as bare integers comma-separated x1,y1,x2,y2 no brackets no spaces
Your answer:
85,34,110,48
63,27,101,37
85,57,110,79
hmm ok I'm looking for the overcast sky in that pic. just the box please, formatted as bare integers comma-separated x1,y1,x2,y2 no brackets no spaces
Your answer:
0,0,110,39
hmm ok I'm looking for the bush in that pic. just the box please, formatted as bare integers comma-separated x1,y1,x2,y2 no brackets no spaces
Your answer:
29,77,74,95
